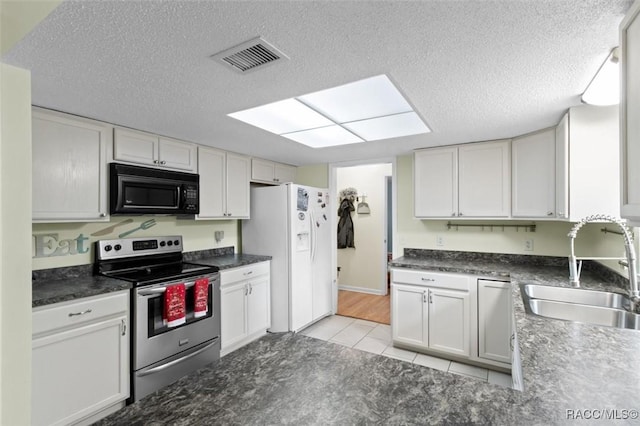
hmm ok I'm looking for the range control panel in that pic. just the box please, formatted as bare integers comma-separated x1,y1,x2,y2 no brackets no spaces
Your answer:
96,235,183,260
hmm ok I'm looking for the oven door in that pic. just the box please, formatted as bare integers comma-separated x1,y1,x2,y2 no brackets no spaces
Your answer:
134,274,220,371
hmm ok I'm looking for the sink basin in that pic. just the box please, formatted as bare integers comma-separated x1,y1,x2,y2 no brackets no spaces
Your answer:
521,284,640,331
522,284,630,309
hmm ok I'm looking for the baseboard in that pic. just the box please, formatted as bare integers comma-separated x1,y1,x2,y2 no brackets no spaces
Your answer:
338,285,386,296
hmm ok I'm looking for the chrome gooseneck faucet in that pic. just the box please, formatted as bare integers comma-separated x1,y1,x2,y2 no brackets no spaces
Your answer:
568,214,640,312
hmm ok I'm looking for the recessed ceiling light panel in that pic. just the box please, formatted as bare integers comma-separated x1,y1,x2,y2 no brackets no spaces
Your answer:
298,75,413,123
343,112,431,141
229,99,333,134
282,126,364,148
227,74,430,148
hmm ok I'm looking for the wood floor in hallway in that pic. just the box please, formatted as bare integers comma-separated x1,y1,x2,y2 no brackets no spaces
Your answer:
337,290,390,325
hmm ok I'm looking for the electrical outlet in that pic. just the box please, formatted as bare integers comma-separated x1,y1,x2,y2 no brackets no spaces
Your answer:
524,239,534,252
436,235,444,247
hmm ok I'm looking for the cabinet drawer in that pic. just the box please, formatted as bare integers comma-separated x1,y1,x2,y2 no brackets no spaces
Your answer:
221,262,270,286
33,291,129,336
391,269,470,291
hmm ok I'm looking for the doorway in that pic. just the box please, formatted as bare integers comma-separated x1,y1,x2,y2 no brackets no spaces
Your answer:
330,161,395,325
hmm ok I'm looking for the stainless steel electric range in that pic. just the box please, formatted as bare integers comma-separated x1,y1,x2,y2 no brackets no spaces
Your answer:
95,235,220,402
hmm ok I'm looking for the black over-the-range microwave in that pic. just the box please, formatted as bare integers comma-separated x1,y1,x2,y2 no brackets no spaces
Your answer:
110,163,199,215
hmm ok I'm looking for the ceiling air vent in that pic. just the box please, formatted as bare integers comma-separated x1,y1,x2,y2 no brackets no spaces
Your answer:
211,37,288,74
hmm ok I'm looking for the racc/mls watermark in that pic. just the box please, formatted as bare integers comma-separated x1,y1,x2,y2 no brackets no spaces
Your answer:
566,409,639,420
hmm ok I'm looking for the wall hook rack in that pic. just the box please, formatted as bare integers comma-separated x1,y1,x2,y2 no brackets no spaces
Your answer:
446,222,536,232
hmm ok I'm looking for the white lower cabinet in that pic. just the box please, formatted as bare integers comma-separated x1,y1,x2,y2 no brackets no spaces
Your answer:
32,291,129,426
391,268,512,369
220,262,270,355
477,280,513,364
391,269,471,358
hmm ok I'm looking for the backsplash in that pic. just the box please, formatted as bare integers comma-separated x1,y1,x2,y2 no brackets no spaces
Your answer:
32,217,239,270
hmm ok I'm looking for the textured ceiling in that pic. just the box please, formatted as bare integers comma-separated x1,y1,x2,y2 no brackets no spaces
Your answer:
2,0,633,166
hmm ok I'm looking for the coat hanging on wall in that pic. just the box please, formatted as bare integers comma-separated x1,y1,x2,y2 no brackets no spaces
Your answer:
337,187,357,249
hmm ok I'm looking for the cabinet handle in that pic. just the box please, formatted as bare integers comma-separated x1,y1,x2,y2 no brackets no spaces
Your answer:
68,309,92,317
421,277,435,282
160,160,166,165
153,160,159,164
452,213,456,217
423,291,427,303
459,212,463,216
429,292,433,304
121,319,127,336
99,213,107,217
547,211,554,216
244,286,248,296
249,284,253,295
243,271,253,276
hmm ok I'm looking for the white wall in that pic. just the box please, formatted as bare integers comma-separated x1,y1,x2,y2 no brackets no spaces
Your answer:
32,218,240,270
337,164,392,294
0,62,33,426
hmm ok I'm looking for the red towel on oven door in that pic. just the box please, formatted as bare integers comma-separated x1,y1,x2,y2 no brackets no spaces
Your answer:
164,283,186,327
194,278,209,318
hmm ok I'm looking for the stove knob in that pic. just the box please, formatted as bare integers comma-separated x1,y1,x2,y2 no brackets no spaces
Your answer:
160,241,166,247
104,245,112,252
114,244,122,251
174,239,180,246
167,240,173,246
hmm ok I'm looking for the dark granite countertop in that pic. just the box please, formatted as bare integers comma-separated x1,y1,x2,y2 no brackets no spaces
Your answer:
184,252,271,270
33,247,270,307
32,265,132,308
90,249,640,424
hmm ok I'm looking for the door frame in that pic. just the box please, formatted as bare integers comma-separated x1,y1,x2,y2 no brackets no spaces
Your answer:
329,157,397,313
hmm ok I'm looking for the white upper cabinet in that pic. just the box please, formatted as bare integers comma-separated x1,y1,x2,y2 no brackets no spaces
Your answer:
251,158,296,184
621,0,640,223
114,128,196,172
415,140,510,218
414,147,458,217
512,128,556,218
32,108,110,222
458,140,511,217
197,147,250,219
558,105,620,221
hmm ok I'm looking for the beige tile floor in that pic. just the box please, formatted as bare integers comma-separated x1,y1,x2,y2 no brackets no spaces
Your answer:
300,314,513,388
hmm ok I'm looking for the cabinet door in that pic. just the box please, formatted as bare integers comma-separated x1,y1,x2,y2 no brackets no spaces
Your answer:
158,137,197,172
555,113,569,219
512,129,556,218
478,280,512,364
251,158,275,182
220,282,248,351
428,288,469,356
391,283,428,347
32,110,110,222
225,153,251,218
246,276,271,335
197,146,226,218
32,316,128,426
113,128,158,166
621,1,640,222
414,147,458,217
274,163,296,184
458,140,511,217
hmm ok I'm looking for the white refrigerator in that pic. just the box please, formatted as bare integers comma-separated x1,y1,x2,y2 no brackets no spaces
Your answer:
242,183,332,332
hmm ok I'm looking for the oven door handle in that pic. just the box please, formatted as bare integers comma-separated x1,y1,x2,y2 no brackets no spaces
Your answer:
138,281,199,296
136,339,218,378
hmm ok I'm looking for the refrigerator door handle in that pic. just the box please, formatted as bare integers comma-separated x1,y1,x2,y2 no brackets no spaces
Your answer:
310,210,316,262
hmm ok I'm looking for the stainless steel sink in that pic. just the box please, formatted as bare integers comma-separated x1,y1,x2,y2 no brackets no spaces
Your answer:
521,284,640,331
522,284,630,309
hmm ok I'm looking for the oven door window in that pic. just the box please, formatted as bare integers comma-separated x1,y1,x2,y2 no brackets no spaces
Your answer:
121,177,180,210
147,282,213,338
